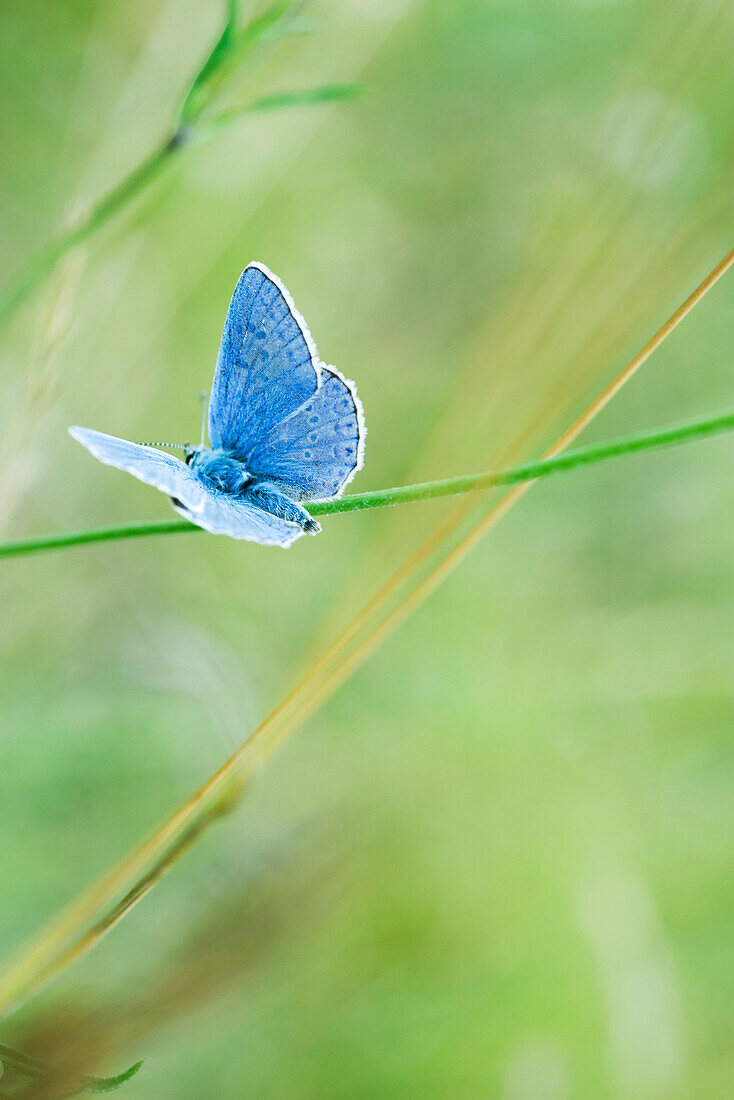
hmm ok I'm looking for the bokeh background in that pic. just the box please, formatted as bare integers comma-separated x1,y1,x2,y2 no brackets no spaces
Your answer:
1,1,733,1096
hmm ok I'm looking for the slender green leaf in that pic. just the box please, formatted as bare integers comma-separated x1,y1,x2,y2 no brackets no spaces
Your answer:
181,0,295,125
229,0,295,57
0,1044,142,1094
179,1,239,124
83,1061,144,1094
199,82,365,134
247,82,366,112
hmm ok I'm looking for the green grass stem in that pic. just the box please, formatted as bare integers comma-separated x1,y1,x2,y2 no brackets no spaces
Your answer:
1,409,731,561
0,1,347,325
0,140,176,324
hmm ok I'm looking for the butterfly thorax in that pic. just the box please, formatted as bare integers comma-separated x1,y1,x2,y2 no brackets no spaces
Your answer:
186,445,319,535
187,448,249,495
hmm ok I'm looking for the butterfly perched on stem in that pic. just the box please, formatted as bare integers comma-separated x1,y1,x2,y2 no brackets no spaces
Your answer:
71,263,365,546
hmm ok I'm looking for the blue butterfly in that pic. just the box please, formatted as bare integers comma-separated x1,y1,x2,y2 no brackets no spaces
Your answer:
70,263,365,547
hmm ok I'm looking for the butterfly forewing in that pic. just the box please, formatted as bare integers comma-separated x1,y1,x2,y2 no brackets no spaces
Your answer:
208,263,320,457
69,428,208,514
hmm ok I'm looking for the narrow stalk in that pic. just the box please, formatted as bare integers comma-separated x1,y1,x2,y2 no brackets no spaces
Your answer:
1,408,733,560
21,781,244,1007
0,520,193,561
0,136,180,325
312,409,734,513
0,0,309,324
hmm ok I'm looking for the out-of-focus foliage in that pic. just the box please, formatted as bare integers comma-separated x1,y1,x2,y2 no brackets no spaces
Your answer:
0,1,733,1096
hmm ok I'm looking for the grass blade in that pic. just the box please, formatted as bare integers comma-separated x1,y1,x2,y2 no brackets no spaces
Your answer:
180,0,295,125
198,83,365,133
82,1060,144,1093
0,1043,142,1094
178,1,240,125
246,83,365,112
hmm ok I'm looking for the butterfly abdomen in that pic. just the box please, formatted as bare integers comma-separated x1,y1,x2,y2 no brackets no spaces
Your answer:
245,481,321,535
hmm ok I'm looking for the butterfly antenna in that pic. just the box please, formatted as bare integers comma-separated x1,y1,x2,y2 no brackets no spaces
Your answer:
199,390,208,448
140,441,187,451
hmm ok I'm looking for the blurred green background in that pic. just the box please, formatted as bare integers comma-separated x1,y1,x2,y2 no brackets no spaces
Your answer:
1,1,733,1096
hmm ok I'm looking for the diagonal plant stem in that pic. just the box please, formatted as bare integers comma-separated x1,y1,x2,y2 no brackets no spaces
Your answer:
1,408,734,561
10,784,246,1020
0,1,351,326
0,140,178,325
0,244,730,1019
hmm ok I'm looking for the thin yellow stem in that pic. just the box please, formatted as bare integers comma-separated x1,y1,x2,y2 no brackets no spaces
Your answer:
19,783,244,1004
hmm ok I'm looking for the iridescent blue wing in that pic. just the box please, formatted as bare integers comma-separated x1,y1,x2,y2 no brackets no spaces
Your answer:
69,427,208,514
208,262,320,457
171,492,304,547
69,427,304,547
245,368,365,500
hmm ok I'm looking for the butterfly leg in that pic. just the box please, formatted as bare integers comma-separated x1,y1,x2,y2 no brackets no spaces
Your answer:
244,480,321,535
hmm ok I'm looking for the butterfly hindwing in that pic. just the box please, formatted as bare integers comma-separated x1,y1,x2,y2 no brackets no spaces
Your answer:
171,492,303,547
245,368,364,500
208,263,320,457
